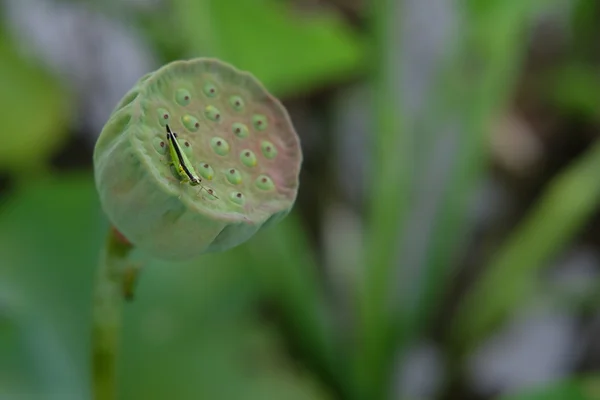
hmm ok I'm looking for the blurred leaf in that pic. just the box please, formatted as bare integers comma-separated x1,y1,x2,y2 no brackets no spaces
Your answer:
242,214,346,397
0,30,71,174
544,63,600,120
120,248,331,400
171,0,366,96
450,139,600,354
0,173,328,400
405,0,545,354
354,0,408,397
355,0,543,397
0,289,34,398
498,375,600,400
570,0,600,59
405,0,542,332
0,173,105,399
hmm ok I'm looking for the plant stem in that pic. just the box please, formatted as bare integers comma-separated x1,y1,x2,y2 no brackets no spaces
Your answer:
92,227,133,400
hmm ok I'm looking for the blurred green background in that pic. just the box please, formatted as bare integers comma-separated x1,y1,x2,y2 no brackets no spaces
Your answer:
4,0,600,399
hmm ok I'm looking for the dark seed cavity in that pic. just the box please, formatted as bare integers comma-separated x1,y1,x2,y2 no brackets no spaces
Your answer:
210,137,230,156
232,123,249,138
176,89,192,106
240,150,257,167
226,168,242,184
256,174,275,190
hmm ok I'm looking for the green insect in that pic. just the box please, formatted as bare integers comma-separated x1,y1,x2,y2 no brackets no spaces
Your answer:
165,124,217,198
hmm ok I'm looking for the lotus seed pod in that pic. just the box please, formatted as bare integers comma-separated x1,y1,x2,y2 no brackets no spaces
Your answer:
93,58,302,261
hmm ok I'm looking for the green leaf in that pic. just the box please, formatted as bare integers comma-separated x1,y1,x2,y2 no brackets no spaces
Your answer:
407,0,544,344
354,0,544,397
0,174,105,399
171,0,366,96
498,375,600,400
242,214,345,396
0,173,329,400
120,249,331,400
0,31,71,173
407,0,538,329
544,63,600,120
354,0,408,397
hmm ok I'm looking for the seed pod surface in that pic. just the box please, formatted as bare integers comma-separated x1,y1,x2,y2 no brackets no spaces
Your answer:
94,58,302,261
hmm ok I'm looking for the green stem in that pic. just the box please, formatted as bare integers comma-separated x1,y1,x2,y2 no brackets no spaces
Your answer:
92,227,133,400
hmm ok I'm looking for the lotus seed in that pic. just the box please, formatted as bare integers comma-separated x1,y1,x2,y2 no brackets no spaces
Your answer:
261,141,277,159
226,168,242,184
229,191,245,205
232,123,249,138
252,114,268,131
205,105,222,122
182,139,193,156
203,82,218,98
181,114,200,132
210,137,230,156
153,136,167,154
157,108,170,126
198,162,214,180
176,89,191,106
240,150,257,167
204,188,218,200
256,174,275,191
229,96,245,112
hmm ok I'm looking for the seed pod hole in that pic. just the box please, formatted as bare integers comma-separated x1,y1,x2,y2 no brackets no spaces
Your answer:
176,89,191,106
198,162,214,180
226,168,242,184
157,108,170,126
204,188,218,200
229,191,245,205
182,139,193,156
232,123,249,138
203,82,218,98
261,141,277,159
205,105,222,122
256,174,275,191
240,150,257,167
181,114,200,132
210,137,230,156
229,96,245,112
252,114,268,131
153,137,167,154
